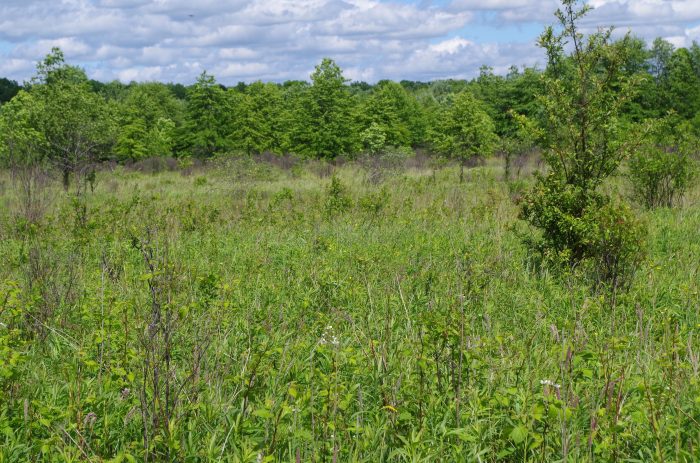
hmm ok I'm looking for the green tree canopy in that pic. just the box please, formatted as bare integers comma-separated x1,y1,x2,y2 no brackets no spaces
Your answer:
230,82,286,155
297,58,357,159
667,48,700,120
21,49,115,187
361,80,425,148
430,90,498,162
178,71,232,157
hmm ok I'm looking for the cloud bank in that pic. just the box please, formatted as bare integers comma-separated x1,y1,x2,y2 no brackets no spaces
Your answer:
0,0,697,84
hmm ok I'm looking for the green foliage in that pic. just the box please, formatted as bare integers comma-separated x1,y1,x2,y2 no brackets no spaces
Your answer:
536,12,640,189
298,58,358,159
585,201,646,290
667,48,700,120
146,117,176,158
32,47,90,87
521,173,607,261
13,50,115,188
360,122,387,155
521,0,645,288
230,82,286,155
0,78,20,105
325,174,352,216
0,90,47,168
361,80,425,147
114,117,148,162
649,37,674,83
629,119,697,208
114,82,182,160
0,281,25,389
179,72,231,157
430,90,498,163
523,180,647,289
2,33,700,169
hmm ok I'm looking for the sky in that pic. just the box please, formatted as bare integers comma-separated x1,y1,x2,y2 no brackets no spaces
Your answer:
0,0,698,85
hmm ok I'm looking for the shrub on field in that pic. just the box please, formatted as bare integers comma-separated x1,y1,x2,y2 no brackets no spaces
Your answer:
360,146,412,185
628,120,697,208
325,175,352,216
518,0,646,291
586,202,646,292
359,186,390,218
522,174,645,290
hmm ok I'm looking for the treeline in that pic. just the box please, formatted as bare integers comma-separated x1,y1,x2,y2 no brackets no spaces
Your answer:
0,36,699,179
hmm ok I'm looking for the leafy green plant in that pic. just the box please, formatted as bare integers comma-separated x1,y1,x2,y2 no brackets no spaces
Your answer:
585,201,646,291
360,122,387,155
628,120,697,208
430,90,498,181
520,0,645,288
325,175,352,217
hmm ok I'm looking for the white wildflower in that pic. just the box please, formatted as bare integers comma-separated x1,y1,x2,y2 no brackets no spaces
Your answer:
540,379,561,389
319,325,340,346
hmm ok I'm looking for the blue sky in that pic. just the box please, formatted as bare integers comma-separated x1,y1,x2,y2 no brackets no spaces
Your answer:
0,0,698,85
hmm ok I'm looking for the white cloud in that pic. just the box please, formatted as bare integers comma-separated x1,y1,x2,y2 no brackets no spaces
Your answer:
0,0,697,84
117,66,165,82
383,38,543,81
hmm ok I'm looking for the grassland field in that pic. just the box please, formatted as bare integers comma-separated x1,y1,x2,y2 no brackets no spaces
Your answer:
0,155,699,461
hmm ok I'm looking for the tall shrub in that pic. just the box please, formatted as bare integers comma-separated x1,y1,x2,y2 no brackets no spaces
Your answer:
520,0,646,290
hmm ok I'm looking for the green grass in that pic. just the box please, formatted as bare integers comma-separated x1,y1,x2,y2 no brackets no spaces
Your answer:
1,159,699,462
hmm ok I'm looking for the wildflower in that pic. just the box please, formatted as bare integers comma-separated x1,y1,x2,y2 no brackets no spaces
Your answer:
540,379,561,389
319,325,340,346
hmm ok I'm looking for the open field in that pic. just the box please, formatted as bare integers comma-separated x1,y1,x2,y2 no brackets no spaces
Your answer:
1,157,699,461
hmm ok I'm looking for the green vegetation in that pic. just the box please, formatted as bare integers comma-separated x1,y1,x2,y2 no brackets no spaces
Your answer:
629,118,697,209
520,0,647,293
1,157,699,461
1,0,700,461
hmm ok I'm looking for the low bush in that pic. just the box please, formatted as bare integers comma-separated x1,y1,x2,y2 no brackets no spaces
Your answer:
521,174,645,291
628,122,696,208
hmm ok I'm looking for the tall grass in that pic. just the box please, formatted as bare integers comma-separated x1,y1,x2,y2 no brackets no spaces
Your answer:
0,157,699,461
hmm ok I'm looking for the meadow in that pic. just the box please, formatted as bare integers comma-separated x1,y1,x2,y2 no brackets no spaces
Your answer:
1,155,699,462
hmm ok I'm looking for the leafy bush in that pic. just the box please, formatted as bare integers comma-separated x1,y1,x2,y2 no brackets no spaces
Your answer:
325,175,352,216
360,122,387,155
519,0,646,290
521,174,606,261
521,174,645,289
629,145,694,208
628,122,696,208
585,201,646,291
